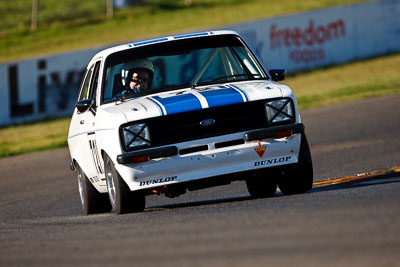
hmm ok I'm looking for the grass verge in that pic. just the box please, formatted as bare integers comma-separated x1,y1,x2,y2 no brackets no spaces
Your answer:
286,53,400,109
1,53,399,158
0,118,69,157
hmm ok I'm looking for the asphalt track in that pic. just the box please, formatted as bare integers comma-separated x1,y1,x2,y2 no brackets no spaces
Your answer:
1,95,400,267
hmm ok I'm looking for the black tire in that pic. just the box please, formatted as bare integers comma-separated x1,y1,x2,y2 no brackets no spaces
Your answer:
104,155,145,214
76,163,111,215
278,133,313,195
246,173,277,198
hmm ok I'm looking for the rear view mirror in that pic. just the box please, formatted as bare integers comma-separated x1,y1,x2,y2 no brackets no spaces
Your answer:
269,69,286,81
76,98,94,113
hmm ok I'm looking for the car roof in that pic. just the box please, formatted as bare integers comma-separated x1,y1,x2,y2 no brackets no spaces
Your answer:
89,30,240,65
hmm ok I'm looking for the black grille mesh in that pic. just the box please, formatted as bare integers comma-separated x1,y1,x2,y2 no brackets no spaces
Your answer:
121,99,297,151
133,99,268,150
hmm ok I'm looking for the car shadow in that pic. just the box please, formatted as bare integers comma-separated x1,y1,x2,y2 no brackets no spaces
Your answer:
146,195,254,212
146,175,400,212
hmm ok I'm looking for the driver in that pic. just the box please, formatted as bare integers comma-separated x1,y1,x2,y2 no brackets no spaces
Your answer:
122,59,154,94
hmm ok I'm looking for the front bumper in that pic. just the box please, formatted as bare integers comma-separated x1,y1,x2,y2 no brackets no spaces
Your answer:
117,123,304,164
114,123,304,192
117,146,178,164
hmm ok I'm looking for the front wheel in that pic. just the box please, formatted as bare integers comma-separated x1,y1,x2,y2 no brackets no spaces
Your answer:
278,133,313,195
76,163,111,215
104,155,145,214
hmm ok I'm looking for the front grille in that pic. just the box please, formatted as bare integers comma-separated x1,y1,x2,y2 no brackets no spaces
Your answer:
121,98,293,151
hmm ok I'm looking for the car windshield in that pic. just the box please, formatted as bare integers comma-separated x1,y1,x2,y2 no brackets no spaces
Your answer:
102,35,267,103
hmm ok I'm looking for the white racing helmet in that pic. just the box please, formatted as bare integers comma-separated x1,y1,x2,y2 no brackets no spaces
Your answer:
121,59,154,86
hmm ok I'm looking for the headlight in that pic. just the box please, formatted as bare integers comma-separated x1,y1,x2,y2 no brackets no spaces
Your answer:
265,99,294,124
122,123,151,149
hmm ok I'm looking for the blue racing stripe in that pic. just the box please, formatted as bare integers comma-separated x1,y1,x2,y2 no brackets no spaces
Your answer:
153,94,202,115
131,38,169,47
147,97,165,116
199,88,244,108
173,32,211,39
230,84,249,102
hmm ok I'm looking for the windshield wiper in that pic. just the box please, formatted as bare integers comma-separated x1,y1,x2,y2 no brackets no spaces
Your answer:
210,73,262,82
151,83,191,93
192,74,264,88
108,83,192,103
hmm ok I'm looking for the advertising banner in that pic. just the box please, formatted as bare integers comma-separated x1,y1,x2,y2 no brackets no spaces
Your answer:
230,0,400,72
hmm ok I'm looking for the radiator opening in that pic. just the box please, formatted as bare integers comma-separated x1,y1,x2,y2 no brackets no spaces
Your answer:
180,145,209,155
215,139,244,149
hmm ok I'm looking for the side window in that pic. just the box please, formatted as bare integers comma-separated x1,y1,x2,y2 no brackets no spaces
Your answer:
89,61,101,101
78,67,94,101
77,61,101,102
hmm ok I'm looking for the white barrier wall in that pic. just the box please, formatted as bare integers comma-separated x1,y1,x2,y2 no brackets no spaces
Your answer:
0,0,399,126
0,49,102,126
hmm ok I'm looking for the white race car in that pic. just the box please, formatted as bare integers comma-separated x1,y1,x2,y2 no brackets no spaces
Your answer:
68,30,313,215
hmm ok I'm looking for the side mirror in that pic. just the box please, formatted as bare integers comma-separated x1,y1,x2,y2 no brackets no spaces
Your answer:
269,69,286,81
76,98,94,113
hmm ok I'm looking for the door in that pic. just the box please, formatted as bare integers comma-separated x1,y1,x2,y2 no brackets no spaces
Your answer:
69,61,103,185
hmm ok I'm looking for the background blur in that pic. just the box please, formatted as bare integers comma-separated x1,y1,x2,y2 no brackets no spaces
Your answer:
0,0,373,62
